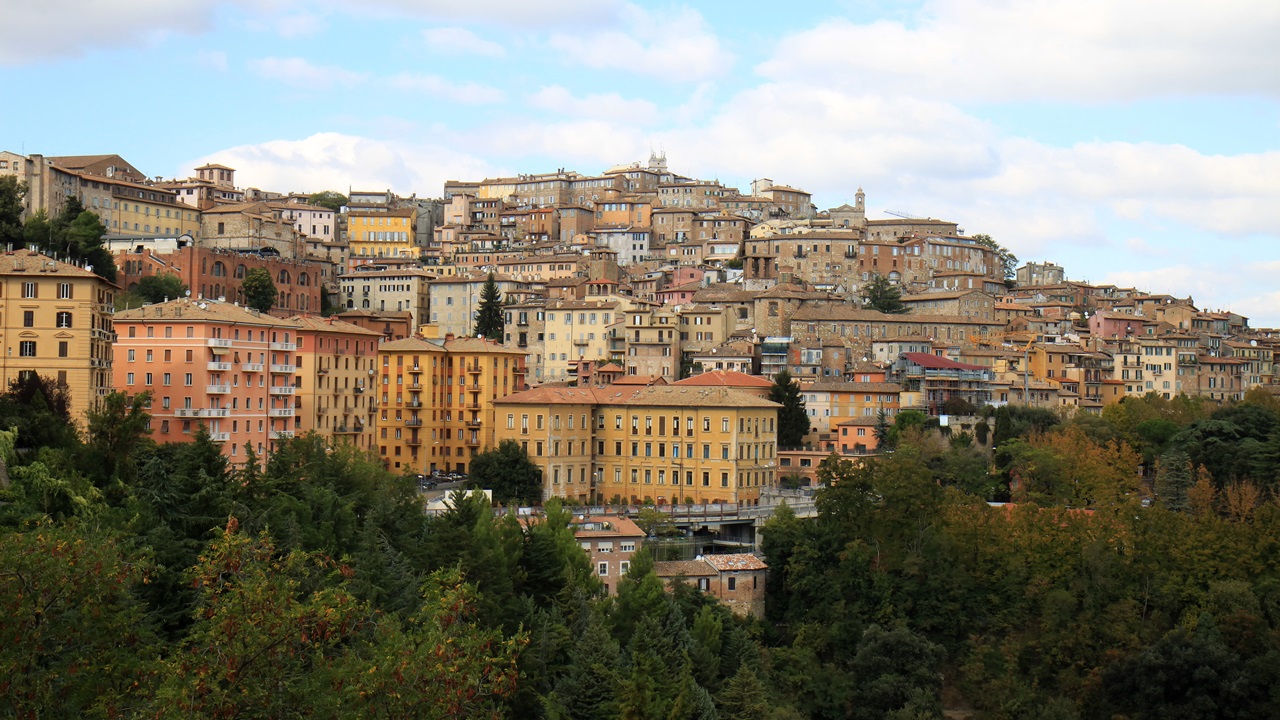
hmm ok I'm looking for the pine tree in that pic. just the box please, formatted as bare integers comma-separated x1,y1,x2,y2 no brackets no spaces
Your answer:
1156,448,1193,511
717,665,771,720
862,273,909,314
551,610,622,720
769,370,810,448
474,272,505,341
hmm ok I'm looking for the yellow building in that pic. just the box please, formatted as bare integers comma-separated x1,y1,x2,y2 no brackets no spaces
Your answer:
0,250,117,426
542,299,632,382
495,384,780,505
289,315,382,452
347,208,418,261
375,335,527,474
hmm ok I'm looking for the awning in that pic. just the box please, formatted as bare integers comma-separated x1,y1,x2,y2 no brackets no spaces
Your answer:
209,346,230,355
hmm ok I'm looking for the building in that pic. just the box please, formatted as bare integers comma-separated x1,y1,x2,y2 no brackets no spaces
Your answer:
573,515,645,596
288,315,381,452
339,263,434,328
653,553,767,617
113,298,301,462
894,352,993,414
375,335,527,475
494,384,780,506
346,207,418,265
0,250,117,426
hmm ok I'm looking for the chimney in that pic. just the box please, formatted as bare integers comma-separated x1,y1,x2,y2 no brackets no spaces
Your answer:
445,332,455,342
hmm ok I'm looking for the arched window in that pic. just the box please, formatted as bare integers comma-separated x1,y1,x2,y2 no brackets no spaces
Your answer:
277,270,291,284
297,272,309,287
234,264,247,279
211,261,226,277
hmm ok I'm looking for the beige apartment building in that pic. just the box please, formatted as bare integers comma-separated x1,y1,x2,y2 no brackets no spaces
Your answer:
375,335,527,475
0,250,117,426
289,315,381,452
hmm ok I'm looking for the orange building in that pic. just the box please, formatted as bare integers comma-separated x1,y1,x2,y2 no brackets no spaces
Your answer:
375,335,527,475
289,315,382,452
113,298,302,463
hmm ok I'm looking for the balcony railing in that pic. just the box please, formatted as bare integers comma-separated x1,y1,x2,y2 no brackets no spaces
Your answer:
241,362,264,372
269,341,297,351
269,386,295,395
206,384,231,394
269,408,295,417
272,430,295,440
405,418,423,427
270,364,296,374
209,432,230,442
207,338,232,348
207,361,231,371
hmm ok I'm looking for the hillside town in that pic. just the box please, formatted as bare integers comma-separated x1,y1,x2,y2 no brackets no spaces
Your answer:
1,148,1275,510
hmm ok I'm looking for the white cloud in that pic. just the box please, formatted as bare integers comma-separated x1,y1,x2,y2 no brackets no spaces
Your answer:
187,132,498,198
0,0,224,65
548,4,732,81
528,86,657,124
317,0,626,28
247,56,367,90
385,73,504,104
759,0,1280,102
421,27,507,57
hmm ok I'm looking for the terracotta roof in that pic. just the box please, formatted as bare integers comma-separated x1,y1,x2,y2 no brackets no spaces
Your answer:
571,516,644,539
442,336,527,355
0,250,108,281
116,297,300,326
611,374,667,386
672,370,772,388
623,385,781,409
902,352,986,371
702,553,768,571
495,386,642,405
377,337,448,353
286,315,383,336
653,560,717,578
807,381,902,393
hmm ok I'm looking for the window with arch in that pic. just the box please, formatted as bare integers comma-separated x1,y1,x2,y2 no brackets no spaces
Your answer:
211,261,226,277
277,270,291,284
234,264,246,278
297,273,308,286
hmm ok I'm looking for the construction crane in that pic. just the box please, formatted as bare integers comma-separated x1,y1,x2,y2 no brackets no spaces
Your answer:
884,210,924,219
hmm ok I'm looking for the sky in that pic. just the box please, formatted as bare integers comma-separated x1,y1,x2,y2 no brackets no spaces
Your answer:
2,0,1278,324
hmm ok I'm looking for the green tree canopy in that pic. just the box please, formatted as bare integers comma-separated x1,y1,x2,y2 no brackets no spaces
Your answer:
241,267,278,313
133,273,188,304
862,273,909,314
469,439,543,504
971,233,1018,281
307,190,347,211
474,272,505,341
0,175,25,247
769,370,810,447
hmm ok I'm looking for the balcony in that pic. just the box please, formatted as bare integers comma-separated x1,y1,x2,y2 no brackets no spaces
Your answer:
269,385,296,395
464,435,481,446
405,418,423,427
206,384,231,394
465,419,482,428
466,364,482,374
270,364,296,374
408,382,423,390
272,430,296,440
241,362,264,372
269,408,295,418
354,386,366,394
464,402,481,411
207,361,231,371
405,437,423,446
333,425,361,434
269,341,296,351
209,432,230,442
207,338,232,348
407,365,423,374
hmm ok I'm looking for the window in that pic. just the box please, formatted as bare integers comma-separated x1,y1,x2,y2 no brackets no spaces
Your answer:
620,542,636,553
22,311,34,327
21,282,36,299
620,561,631,575
727,576,737,591
57,283,72,299
53,311,71,328
58,341,68,358
18,341,35,357
598,562,609,577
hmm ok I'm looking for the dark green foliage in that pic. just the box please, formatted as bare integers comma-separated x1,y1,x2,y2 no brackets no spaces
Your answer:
474,272,505,341
770,370,810,447
307,190,347,211
991,403,1060,446
970,233,1017,281
21,201,116,281
850,625,945,719
862,273,909,313
0,175,25,247
1156,448,1194,511
0,372,78,452
133,273,188,304
240,266,277,312
469,439,543,504
718,665,771,719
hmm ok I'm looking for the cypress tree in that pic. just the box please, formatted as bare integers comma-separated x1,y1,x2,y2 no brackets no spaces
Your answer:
474,272,505,341
769,370,810,448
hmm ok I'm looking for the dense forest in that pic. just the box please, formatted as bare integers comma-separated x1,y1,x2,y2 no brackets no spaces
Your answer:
3,372,1280,719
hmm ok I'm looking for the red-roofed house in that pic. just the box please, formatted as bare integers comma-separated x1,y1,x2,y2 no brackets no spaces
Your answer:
896,352,993,414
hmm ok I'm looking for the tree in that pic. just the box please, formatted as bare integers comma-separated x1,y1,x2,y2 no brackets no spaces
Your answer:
470,439,542,504
241,267,278,312
0,175,25,248
971,233,1017,282
850,625,945,720
307,190,348,211
474,272,505,341
1155,448,1193,511
770,370,810,447
134,273,188,304
862,273,909,314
